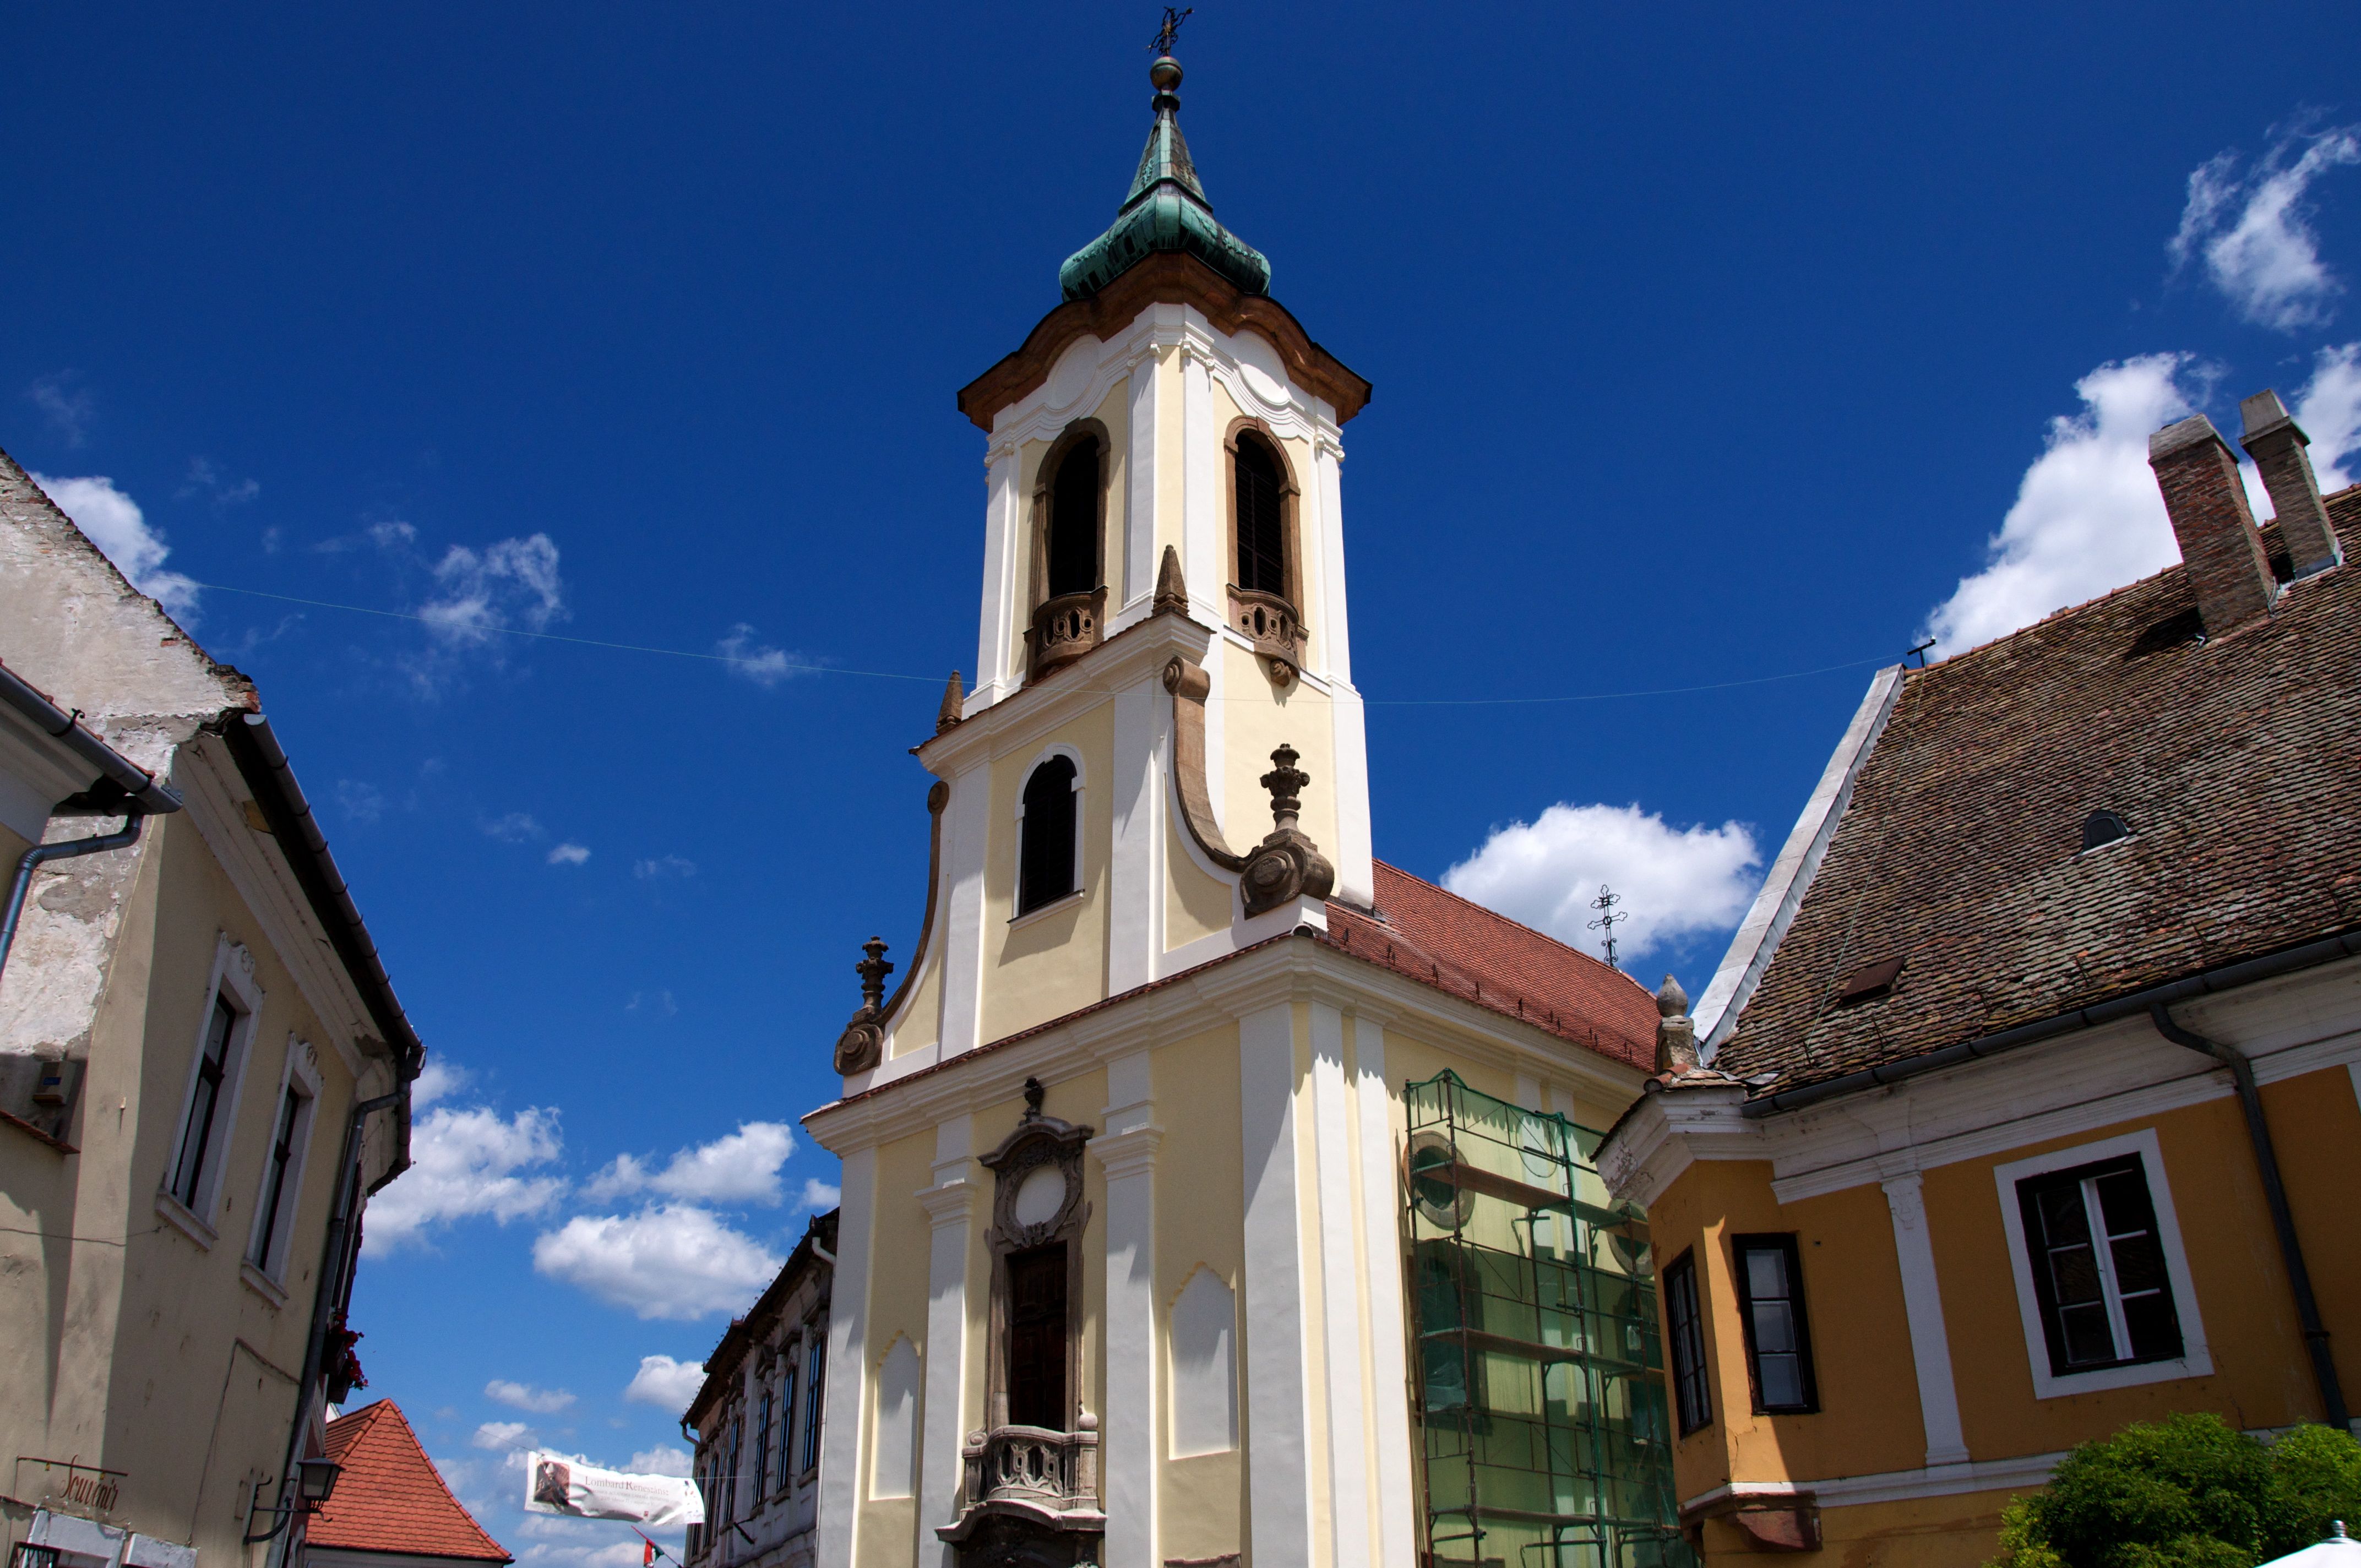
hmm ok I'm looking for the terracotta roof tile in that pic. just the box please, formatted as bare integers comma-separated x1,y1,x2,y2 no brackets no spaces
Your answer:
1717,493,2361,1098
308,1400,511,1563
1318,862,1657,1071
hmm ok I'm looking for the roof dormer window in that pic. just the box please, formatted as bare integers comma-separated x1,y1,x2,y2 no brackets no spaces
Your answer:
2080,810,2133,852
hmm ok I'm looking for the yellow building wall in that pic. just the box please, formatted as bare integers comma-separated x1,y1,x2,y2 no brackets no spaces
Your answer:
854,1123,938,1568
1694,1486,2017,1568
1150,1023,1245,1562
1163,812,1232,949
980,703,1114,1043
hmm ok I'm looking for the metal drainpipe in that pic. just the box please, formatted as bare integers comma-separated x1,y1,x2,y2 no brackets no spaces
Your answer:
2150,1003,2349,1429
268,1085,406,1568
0,810,145,982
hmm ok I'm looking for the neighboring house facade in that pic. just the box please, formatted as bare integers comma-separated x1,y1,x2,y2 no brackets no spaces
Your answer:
801,48,1687,1568
304,1401,510,1568
1,454,421,1568
1598,395,2361,1564
684,1213,837,1568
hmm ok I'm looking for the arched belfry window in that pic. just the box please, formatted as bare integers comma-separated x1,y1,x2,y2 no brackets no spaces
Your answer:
1029,424,1108,678
1018,755,1080,915
1225,423,1307,685
1233,434,1287,598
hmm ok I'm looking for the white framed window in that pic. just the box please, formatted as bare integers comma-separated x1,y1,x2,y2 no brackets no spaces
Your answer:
1994,1128,2211,1397
1013,744,1087,921
246,1039,322,1282
165,936,264,1232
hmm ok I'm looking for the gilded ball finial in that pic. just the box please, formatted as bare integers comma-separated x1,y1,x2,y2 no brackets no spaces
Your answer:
1149,56,1182,91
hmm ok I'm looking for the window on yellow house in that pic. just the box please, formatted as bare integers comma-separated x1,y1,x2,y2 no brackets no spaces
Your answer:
2016,1155,2184,1373
1663,1249,1711,1435
1731,1235,1819,1414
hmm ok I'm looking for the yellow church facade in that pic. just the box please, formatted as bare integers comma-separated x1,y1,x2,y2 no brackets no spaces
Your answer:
799,47,1688,1568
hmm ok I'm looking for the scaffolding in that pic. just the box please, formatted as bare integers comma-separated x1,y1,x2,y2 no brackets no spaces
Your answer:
1403,1071,1693,1568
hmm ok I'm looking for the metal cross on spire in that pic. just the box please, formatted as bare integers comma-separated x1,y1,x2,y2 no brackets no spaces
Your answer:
1152,6,1193,55
1588,885,1627,972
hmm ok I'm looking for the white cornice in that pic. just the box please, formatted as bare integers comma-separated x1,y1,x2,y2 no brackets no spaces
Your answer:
1599,955,2361,1206
176,735,380,1081
928,614,1214,773
1089,1124,1165,1180
807,930,1652,1155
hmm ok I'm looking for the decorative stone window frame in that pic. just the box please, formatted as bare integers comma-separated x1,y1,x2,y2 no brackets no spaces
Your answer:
979,1102,1096,1435
1012,744,1088,925
1027,419,1112,680
1993,1127,2212,1398
243,1034,324,1291
160,934,266,1243
1222,417,1307,685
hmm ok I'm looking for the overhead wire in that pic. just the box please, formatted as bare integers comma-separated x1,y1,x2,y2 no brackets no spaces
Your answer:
187,579,1896,708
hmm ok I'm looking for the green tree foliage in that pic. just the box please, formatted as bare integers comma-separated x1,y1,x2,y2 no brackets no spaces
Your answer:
1988,1413,2361,1568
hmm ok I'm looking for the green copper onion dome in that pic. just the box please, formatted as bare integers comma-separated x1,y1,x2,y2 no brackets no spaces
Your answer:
1057,56,1271,303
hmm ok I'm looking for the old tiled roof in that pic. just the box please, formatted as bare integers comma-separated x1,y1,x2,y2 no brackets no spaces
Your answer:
308,1400,511,1563
1321,861,1657,1071
1716,492,2361,1098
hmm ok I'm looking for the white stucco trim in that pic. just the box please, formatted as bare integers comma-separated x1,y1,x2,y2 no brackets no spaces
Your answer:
1182,347,1221,629
1351,1018,1418,1567
1679,1447,2069,1513
246,1035,324,1282
916,1117,973,1568
1992,1128,2213,1398
1879,1173,1969,1466
935,763,992,1062
1308,1005,1371,1568
1237,1001,1315,1568
814,1145,875,1568
972,450,1023,711
1123,336,1165,622
163,933,265,1229
1696,665,1905,1055
1092,1050,1160,1568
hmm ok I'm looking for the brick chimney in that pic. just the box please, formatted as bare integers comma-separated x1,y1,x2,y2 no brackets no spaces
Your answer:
2149,415,2279,635
2239,389,2344,578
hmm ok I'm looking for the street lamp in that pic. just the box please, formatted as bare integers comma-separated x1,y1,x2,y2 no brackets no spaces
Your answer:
243,1459,344,1543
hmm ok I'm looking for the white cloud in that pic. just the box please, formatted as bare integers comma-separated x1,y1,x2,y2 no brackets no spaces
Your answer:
1923,355,2195,655
32,473,202,620
627,1447,692,1478
366,1104,566,1252
548,843,592,865
1443,803,1761,965
336,780,387,825
486,1380,577,1414
633,856,697,880
796,1177,841,1213
181,457,259,507
715,624,821,688
585,1123,796,1207
472,1420,532,1451
2172,125,2360,330
28,375,94,446
411,1056,470,1109
534,1205,781,1321
483,812,543,843
2295,341,2361,492
624,1354,707,1409
624,989,678,1016
421,533,567,643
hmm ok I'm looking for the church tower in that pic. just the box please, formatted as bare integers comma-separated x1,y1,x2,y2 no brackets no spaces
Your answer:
799,40,1680,1568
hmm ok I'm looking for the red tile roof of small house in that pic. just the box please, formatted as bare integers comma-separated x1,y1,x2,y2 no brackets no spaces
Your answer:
308,1400,512,1564
1320,861,1658,1071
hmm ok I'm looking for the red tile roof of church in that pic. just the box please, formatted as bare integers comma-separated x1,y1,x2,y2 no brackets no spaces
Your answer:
308,1400,512,1564
1319,862,1657,1071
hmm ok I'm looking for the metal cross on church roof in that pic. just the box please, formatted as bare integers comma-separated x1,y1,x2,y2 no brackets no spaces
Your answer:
1152,6,1192,55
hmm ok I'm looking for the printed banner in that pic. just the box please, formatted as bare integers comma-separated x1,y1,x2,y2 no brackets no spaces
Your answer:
523,1453,703,1528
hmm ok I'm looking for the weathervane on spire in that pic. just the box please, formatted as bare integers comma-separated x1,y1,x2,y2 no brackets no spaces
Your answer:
1588,885,1627,972
1152,6,1192,55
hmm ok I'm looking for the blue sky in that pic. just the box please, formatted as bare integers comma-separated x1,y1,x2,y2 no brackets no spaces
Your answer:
9,4,2361,1561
